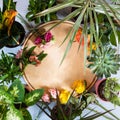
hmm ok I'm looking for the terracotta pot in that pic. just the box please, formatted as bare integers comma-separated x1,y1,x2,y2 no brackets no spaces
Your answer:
95,79,107,101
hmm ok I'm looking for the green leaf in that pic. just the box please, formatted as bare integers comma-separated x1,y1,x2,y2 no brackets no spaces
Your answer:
37,51,47,61
3,107,24,120
0,85,8,91
0,89,13,105
81,110,113,120
24,89,44,106
110,30,120,46
20,108,32,120
25,46,36,57
0,74,9,83
8,79,25,102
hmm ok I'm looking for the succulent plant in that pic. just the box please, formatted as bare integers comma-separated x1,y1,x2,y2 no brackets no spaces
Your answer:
87,46,120,78
104,77,120,106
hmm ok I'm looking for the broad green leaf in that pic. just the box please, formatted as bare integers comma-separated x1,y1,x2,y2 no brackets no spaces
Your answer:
37,51,47,61
24,89,44,106
3,107,24,120
8,79,25,102
0,89,13,104
0,85,8,91
20,108,32,120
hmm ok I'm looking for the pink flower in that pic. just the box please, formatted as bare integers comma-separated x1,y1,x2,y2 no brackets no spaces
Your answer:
29,55,41,66
42,93,50,103
34,37,42,45
15,49,23,59
44,31,53,42
48,88,59,99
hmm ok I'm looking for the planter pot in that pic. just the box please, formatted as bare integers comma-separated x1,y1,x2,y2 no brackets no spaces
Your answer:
51,105,71,120
5,21,25,48
95,78,107,101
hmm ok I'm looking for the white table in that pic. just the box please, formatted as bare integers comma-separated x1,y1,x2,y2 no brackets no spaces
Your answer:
0,0,120,120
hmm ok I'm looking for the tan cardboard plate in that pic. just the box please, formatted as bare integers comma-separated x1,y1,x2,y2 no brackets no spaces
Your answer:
23,20,96,91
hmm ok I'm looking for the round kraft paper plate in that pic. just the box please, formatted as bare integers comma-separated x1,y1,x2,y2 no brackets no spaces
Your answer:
23,20,97,91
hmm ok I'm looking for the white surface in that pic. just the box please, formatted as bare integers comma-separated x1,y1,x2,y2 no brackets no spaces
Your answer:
0,0,120,120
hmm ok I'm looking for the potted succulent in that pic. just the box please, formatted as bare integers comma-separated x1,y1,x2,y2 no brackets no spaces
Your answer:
95,77,120,106
87,44,120,105
0,0,25,48
0,78,44,120
87,45,120,78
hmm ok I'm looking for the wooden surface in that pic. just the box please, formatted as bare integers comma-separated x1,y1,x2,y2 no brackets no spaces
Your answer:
23,20,96,91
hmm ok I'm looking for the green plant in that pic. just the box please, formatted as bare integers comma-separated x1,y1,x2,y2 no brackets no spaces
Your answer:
0,79,44,120
37,91,119,120
104,77,120,106
32,0,120,63
26,0,57,24
0,46,47,84
14,46,47,70
0,0,25,48
87,45,120,78
0,51,22,84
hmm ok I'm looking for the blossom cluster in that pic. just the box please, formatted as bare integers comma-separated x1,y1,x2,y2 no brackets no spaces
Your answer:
42,80,86,104
75,28,96,51
15,46,47,68
34,31,54,48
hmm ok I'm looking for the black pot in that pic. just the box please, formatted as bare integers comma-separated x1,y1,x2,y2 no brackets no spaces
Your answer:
5,21,25,48
51,105,71,120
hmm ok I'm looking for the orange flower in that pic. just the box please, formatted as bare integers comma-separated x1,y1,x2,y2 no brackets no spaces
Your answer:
75,28,90,45
3,10,18,35
72,80,86,94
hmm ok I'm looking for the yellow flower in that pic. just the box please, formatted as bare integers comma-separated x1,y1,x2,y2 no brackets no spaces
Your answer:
72,80,86,94
88,43,97,51
2,10,18,35
59,90,70,104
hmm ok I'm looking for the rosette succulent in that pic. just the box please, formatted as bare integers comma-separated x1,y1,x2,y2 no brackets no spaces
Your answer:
87,46,120,78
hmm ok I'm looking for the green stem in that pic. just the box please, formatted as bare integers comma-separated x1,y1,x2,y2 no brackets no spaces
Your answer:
8,0,11,10
87,107,114,120
35,0,74,17
96,102,120,120
36,103,53,120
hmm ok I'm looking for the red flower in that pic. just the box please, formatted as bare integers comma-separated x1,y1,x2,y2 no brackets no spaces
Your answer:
44,31,53,42
34,37,42,45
